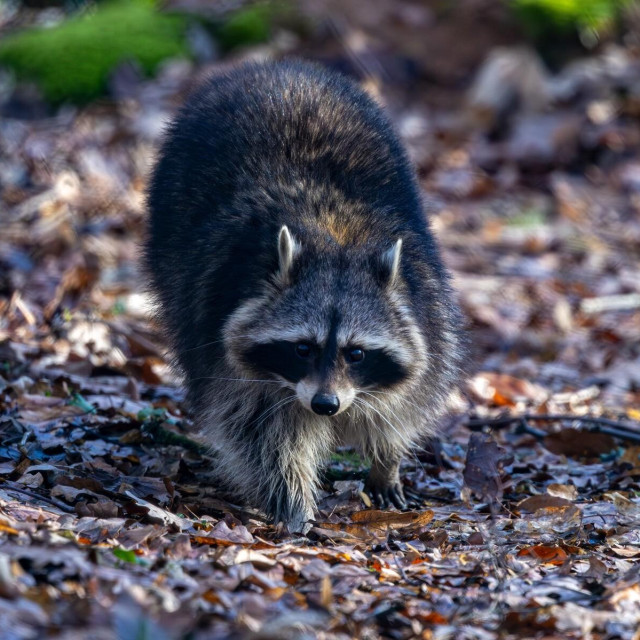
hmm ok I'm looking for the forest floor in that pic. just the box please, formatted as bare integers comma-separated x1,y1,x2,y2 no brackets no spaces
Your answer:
1,2,640,639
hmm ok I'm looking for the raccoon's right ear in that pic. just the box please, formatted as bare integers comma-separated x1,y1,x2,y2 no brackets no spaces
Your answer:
378,238,403,287
277,225,300,284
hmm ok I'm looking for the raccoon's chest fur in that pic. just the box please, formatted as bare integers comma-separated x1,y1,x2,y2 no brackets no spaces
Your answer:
146,59,464,533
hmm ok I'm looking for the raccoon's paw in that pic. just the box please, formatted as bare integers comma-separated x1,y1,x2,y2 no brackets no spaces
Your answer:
279,506,314,535
365,476,408,511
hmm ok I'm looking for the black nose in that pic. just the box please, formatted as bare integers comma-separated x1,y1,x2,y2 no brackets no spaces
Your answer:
311,393,340,416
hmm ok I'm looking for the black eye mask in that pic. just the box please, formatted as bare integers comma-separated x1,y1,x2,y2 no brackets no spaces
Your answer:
244,339,408,389
242,341,314,382
349,348,408,389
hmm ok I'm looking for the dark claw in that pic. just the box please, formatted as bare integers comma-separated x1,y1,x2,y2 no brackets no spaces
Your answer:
365,479,407,511
402,488,424,509
390,486,407,510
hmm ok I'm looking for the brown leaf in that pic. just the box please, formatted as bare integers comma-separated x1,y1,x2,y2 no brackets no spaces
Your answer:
546,483,578,501
192,521,254,546
463,433,505,500
516,495,574,513
469,373,547,406
351,509,434,528
124,491,190,530
315,510,434,541
319,574,333,610
75,501,119,518
0,520,19,535
518,545,568,565
544,429,615,457
619,445,640,471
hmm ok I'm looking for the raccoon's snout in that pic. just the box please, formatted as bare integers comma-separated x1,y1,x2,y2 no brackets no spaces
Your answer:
295,380,353,416
311,393,340,416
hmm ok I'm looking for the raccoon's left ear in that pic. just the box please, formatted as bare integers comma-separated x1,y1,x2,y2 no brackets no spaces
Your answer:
379,238,403,287
277,225,300,284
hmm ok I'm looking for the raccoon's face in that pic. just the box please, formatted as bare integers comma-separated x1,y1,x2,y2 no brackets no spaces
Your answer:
225,226,427,416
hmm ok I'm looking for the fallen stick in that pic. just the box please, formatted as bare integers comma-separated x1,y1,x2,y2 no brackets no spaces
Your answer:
580,293,640,314
466,413,640,444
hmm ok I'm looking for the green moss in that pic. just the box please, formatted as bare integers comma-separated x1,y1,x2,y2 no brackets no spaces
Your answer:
0,1,188,104
511,0,631,38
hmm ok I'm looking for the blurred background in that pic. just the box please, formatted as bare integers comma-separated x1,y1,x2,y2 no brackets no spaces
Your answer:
1,0,639,418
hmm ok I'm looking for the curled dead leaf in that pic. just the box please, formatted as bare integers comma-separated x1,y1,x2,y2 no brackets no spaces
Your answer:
546,483,578,501
351,509,434,528
516,495,574,513
463,433,506,501
518,545,568,565
233,549,277,569
319,574,333,610
0,520,19,536
315,509,434,541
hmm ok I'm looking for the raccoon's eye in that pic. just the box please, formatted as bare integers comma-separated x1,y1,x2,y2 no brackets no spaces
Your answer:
295,343,312,358
347,347,365,363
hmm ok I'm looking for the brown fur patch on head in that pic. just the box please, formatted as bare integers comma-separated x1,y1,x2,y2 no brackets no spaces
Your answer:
323,212,370,246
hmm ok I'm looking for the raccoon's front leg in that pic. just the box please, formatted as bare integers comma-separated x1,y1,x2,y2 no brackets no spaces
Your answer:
365,453,408,510
258,426,326,533
263,467,315,534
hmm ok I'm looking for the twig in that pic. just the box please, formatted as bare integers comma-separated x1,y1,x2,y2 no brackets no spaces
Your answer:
516,417,547,440
384,541,421,586
581,293,640,314
466,413,640,443
0,480,75,513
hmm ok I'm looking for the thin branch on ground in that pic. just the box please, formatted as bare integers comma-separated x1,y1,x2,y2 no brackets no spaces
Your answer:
466,413,640,443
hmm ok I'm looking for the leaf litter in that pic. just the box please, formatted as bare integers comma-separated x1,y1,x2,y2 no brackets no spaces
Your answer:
1,1,640,639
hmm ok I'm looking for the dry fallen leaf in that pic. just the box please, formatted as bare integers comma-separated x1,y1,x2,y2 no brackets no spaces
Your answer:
469,373,548,406
351,509,435,528
543,429,616,457
463,433,506,501
233,549,277,569
516,495,574,513
518,545,569,565
546,483,578,501
316,509,434,540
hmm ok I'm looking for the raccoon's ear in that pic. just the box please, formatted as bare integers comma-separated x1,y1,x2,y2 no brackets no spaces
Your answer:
379,238,403,287
277,225,300,283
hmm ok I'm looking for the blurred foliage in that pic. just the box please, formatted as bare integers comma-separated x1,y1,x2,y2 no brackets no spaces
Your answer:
511,0,632,41
215,2,302,52
0,0,296,104
216,3,272,51
0,0,188,104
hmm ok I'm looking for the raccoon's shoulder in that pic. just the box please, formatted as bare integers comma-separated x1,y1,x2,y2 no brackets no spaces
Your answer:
179,58,385,134
162,59,414,184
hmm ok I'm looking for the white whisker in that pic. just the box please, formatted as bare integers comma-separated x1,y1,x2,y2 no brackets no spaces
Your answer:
356,397,407,443
250,394,297,429
180,333,259,353
352,397,389,443
361,389,425,414
355,396,427,476
190,376,281,385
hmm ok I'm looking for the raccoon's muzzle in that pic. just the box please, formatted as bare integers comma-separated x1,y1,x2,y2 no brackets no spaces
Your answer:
310,392,340,416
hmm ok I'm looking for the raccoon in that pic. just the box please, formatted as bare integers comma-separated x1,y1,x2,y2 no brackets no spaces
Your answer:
146,59,464,533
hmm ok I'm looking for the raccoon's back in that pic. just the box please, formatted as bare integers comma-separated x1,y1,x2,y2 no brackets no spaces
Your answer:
147,60,425,248
145,60,435,378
